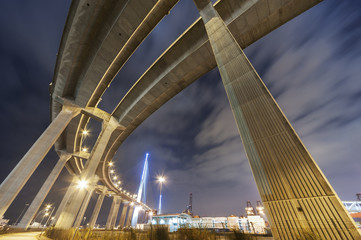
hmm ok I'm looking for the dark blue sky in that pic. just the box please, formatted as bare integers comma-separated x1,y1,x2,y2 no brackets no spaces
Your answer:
1,0,361,224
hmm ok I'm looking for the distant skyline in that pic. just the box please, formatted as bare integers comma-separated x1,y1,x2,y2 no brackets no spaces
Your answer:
1,0,361,225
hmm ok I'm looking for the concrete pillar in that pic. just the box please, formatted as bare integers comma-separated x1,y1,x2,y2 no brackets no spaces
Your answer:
126,205,135,227
118,202,129,229
0,107,80,217
193,1,361,239
105,196,122,229
89,188,107,229
73,185,95,228
53,176,78,224
55,117,121,229
17,153,71,229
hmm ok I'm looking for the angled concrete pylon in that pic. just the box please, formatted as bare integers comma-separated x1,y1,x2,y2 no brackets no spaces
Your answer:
0,106,80,217
17,152,72,229
193,0,361,239
73,179,96,228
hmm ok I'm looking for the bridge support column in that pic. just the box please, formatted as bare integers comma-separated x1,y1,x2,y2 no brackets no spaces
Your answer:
53,176,78,224
125,205,135,227
73,184,95,228
55,117,121,229
118,202,129,229
193,0,361,239
17,152,71,229
89,187,107,229
0,106,80,217
106,196,121,229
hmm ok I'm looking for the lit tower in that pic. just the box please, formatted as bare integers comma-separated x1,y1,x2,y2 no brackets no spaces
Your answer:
157,175,166,215
131,153,149,226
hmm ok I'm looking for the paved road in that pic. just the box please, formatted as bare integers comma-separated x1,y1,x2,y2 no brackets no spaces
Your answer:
0,232,41,240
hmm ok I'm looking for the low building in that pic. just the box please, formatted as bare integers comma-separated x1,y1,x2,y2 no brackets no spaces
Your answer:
148,213,266,234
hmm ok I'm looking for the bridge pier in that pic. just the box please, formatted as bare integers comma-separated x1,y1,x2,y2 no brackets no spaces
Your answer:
193,0,361,239
0,106,80,218
118,202,129,229
17,152,71,229
106,196,122,229
52,176,78,224
73,183,95,228
126,205,135,227
89,187,107,229
55,117,121,229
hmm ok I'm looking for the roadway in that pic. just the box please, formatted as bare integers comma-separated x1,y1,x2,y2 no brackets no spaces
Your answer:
0,232,45,240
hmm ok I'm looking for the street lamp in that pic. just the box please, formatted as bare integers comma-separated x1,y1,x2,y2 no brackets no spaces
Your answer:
14,203,29,226
157,175,166,214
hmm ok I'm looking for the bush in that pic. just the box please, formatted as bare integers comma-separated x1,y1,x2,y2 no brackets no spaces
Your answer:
232,230,254,240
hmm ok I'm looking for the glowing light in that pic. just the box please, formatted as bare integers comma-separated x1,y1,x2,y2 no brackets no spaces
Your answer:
119,187,122,190
117,181,121,184
46,204,51,209
44,212,49,216
113,176,117,180
82,148,87,152
149,211,153,216
110,170,114,173
130,202,134,206
82,130,88,135
108,162,113,166
77,179,88,189
157,176,166,183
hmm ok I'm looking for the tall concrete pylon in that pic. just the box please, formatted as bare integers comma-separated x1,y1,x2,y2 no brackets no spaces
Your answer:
17,152,72,229
0,106,80,217
193,0,361,239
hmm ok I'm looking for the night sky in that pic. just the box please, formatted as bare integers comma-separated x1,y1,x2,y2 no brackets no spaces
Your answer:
1,0,361,225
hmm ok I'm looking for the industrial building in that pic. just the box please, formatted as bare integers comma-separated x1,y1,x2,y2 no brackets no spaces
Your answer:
148,213,266,234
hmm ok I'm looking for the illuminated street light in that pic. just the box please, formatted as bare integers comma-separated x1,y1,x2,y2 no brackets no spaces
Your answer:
77,179,88,189
157,175,166,214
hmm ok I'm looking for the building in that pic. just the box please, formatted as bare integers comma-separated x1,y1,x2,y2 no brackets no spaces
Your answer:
343,200,361,228
149,213,266,234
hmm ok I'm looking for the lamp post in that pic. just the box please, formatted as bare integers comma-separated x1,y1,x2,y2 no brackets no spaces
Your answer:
14,203,29,226
157,176,166,215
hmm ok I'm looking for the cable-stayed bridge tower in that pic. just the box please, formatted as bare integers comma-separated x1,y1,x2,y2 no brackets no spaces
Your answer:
131,153,149,226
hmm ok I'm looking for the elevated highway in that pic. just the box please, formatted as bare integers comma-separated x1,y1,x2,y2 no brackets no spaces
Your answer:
51,0,321,196
3,0,340,234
